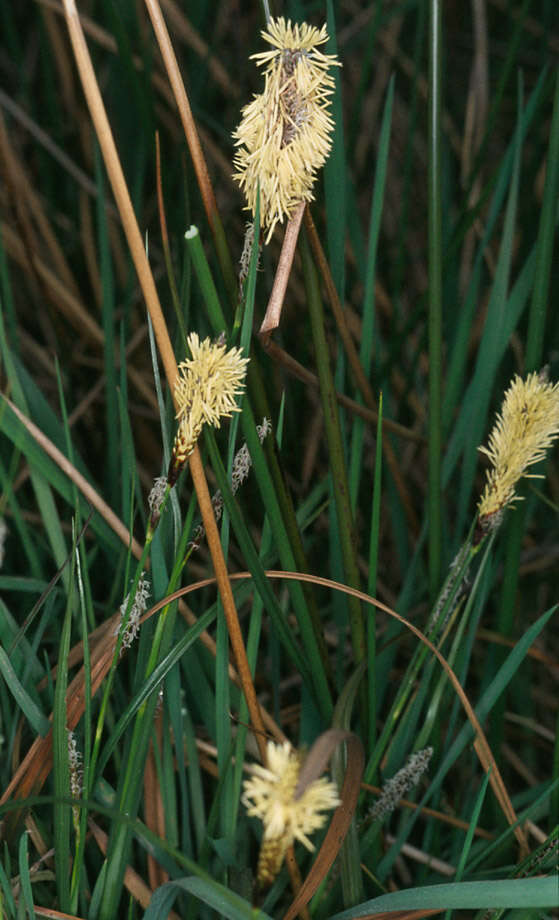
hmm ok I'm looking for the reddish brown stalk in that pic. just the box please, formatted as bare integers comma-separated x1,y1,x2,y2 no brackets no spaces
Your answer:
261,339,422,442
143,0,236,299
144,0,218,231
61,0,267,764
259,201,306,337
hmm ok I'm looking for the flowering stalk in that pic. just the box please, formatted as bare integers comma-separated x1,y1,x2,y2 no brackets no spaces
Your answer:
366,748,433,824
113,574,150,652
67,730,83,837
243,740,340,886
477,370,559,534
169,333,249,485
233,17,340,244
191,418,272,546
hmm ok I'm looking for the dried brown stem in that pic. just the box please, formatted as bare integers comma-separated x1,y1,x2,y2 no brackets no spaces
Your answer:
261,338,422,442
259,201,306,337
144,0,218,233
1,396,144,559
61,0,266,763
143,0,236,301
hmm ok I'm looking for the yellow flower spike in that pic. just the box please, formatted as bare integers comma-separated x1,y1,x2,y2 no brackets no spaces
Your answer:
233,17,341,244
168,333,249,485
175,332,249,425
477,370,559,532
242,740,340,886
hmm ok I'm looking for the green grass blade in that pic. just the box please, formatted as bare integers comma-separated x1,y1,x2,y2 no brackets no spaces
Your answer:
367,395,383,753
525,68,559,371
0,856,16,918
95,144,119,508
427,0,443,598
184,225,228,334
52,562,74,912
329,877,559,918
144,875,273,920
300,229,365,692
17,831,34,919
348,78,393,510
0,647,49,737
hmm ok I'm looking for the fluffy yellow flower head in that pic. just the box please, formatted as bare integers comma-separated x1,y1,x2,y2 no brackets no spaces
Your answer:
233,17,341,243
242,740,340,885
169,333,249,483
477,370,559,530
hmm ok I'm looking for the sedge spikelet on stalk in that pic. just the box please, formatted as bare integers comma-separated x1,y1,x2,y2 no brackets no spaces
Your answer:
233,17,341,243
367,748,433,823
168,333,249,485
191,417,272,547
242,740,339,885
477,370,559,533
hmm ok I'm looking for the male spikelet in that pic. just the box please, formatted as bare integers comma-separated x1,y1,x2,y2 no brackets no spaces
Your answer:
477,370,559,532
242,740,339,885
169,333,249,485
233,17,341,243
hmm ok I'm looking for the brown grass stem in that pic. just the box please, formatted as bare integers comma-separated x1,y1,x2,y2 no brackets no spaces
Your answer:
259,201,305,337
144,0,237,302
1,396,144,559
61,0,266,763
260,338,422,442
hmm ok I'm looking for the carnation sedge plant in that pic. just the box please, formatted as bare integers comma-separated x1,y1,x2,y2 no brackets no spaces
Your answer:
233,17,341,243
5,2,559,917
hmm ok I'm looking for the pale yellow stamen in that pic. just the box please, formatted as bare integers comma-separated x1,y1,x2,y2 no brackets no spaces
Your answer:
233,17,341,243
242,740,340,885
477,370,559,530
168,333,249,483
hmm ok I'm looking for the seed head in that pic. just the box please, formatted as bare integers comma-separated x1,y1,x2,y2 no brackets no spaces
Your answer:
477,371,559,531
233,17,341,243
242,740,339,885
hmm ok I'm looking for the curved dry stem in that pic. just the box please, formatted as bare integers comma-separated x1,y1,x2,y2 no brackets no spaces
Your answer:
263,569,528,855
1,396,143,559
148,569,528,853
283,732,364,920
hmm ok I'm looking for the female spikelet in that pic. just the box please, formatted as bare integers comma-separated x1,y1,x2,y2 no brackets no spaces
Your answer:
233,17,340,243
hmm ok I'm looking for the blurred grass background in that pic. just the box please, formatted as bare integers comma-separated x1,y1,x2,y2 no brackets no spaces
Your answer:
0,0,558,917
